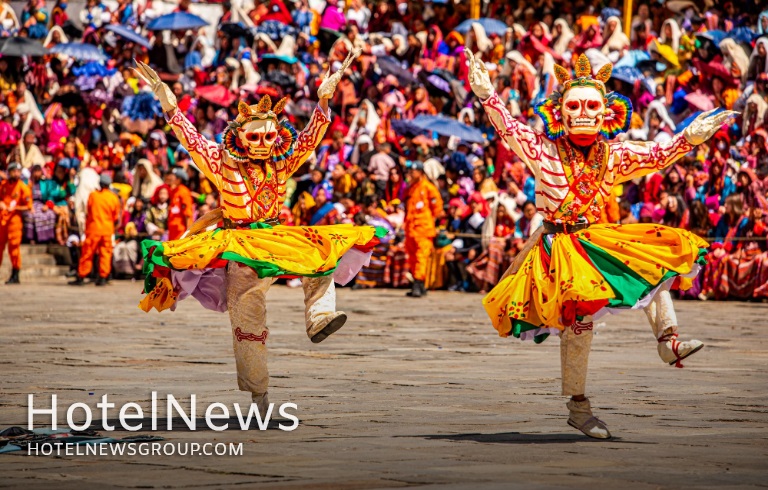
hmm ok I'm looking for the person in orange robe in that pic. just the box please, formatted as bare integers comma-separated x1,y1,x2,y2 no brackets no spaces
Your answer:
166,168,193,241
70,173,121,286
0,162,32,284
404,160,444,298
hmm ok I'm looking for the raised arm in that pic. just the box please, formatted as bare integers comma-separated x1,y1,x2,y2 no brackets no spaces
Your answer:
281,104,331,176
281,48,361,177
133,61,222,187
467,49,545,175
166,109,223,187
611,109,737,184
481,92,547,174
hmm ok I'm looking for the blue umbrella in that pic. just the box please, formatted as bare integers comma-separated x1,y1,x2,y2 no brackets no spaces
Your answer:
613,50,650,69
455,18,509,36
146,12,208,31
260,53,298,65
411,115,486,143
726,27,757,45
696,30,727,46
611,66,644,85
50,42,107,62
105,24,152,49
391,119,428,138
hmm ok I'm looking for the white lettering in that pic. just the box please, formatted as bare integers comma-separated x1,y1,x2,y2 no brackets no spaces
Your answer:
233,402,273,430
119,403,144,431
28,394,57,430
66,402,92,431
167,394,196,430
278,403,300,431
204,402,229,431
97,395,115,431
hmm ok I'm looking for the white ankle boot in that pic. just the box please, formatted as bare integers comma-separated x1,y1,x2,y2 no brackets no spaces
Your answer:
567,399,611,439
657,332,704,368
308,311,347,344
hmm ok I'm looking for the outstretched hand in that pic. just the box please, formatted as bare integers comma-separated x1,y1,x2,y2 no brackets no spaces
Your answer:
318,48,362,100
683,108,739,146
133,60,178,114
466,49,494,100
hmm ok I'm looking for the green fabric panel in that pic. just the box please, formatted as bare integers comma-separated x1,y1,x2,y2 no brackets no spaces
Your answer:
510,319,552,344
140,239,171,292
577,238,654,308
219,251,338,278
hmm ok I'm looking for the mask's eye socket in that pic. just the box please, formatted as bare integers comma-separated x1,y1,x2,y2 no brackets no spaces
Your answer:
586,100,601,111
566,101,580,111
245,133,260,142
264,131,277,142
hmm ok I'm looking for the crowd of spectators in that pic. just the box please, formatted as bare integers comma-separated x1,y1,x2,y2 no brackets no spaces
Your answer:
1,0,767,300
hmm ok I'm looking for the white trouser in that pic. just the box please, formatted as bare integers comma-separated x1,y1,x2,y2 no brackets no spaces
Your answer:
561,291,681,395
225,263,337,395
643,289,678,339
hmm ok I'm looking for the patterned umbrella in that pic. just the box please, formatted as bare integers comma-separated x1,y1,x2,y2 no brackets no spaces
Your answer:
50,43,107,62
611,66,644,85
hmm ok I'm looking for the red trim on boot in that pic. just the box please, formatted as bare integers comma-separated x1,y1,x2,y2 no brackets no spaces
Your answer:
659,332,684,368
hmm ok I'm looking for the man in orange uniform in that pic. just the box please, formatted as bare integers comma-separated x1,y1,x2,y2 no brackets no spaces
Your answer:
166,168,193,240
70,174,121,286
404,160,444,298
0,163,31,284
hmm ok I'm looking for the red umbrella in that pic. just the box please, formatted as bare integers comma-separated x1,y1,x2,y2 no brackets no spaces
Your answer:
195,84,237,107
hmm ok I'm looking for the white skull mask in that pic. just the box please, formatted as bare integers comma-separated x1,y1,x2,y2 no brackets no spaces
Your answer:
238,118,278,159
561,86,605,136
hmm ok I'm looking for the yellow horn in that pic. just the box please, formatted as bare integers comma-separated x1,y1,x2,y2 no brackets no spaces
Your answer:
238,101,251,117
554,64,571,86
273,96,288,115
595,63,613,83
574,54,592,78
256,95,272,114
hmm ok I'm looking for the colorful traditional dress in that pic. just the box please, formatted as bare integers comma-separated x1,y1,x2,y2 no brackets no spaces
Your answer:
480,92,708,343
140,105,383,312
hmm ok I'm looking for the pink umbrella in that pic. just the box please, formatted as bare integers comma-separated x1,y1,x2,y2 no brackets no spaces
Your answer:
684,91,715,112
195,85,237,107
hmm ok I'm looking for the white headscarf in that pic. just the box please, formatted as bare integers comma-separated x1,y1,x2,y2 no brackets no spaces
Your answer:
392,33,408,56
743,93,768,136
719,38,750,84
470,22,493,53
505,50,536,76
349,133,373,166
658,18,681,53
458,107,475,125
601,16,629,55
347,99,381,140
132,158,163,200
43,25,69,47
750,37,768,75
552,18,574,55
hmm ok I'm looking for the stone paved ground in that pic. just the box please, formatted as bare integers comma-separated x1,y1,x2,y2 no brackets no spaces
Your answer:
1,280,767,489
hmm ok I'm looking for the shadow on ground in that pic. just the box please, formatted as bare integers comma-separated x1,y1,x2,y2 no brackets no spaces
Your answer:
85,417,296,431
408,432,656,444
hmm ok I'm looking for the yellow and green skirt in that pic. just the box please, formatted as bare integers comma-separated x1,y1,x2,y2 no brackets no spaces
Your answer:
483,223,708,343
140,222,386,312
